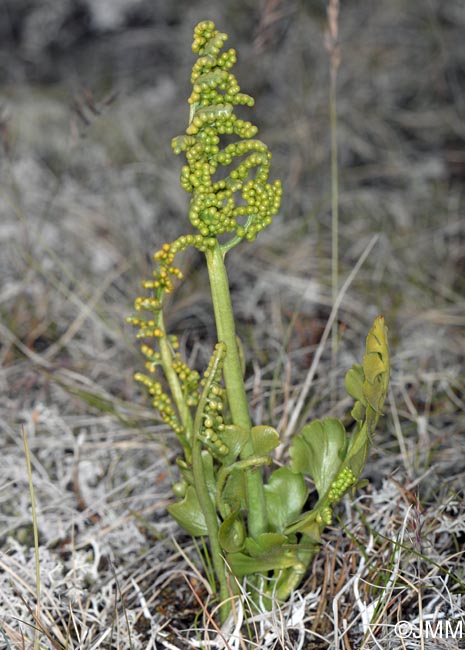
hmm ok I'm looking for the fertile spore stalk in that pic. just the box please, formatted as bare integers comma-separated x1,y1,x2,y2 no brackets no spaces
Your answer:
128,20,390,623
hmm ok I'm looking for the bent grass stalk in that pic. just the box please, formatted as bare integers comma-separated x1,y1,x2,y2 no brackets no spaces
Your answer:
22,425,41,650
128,20,390,623
326,0,341,402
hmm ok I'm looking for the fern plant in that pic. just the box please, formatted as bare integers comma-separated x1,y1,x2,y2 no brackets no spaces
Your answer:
128,20,390,622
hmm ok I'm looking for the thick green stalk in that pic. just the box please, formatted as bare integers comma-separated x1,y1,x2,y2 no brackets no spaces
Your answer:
205,243,267,537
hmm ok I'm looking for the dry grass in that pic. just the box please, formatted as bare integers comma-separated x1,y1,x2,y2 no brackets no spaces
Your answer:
1,1,464,648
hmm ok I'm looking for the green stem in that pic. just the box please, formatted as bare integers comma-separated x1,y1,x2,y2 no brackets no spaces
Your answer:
205,243,267,538
158,311,194,450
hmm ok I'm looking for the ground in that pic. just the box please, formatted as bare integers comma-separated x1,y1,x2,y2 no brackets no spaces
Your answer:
0,1,464,648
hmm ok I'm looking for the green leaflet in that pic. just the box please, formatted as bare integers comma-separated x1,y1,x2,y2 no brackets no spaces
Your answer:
290,418,348,498
345,364,365,407
366,316,389,364
169,451,216,536
263,467,308,534
218,424,249,465
351,398,365,426
347,317,389,471
345,316,390,436
250,425,280,457
167,486,208,536
345,422,370,478
363,315,390,419
218,507,245,552
221,467,247,510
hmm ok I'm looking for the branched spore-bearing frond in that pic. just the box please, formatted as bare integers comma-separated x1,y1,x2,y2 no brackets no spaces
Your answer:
126,238,208,440
171,20,282,247
128,20,282,440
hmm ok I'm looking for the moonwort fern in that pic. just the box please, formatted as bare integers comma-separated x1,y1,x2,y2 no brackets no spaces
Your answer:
127,20,390,622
